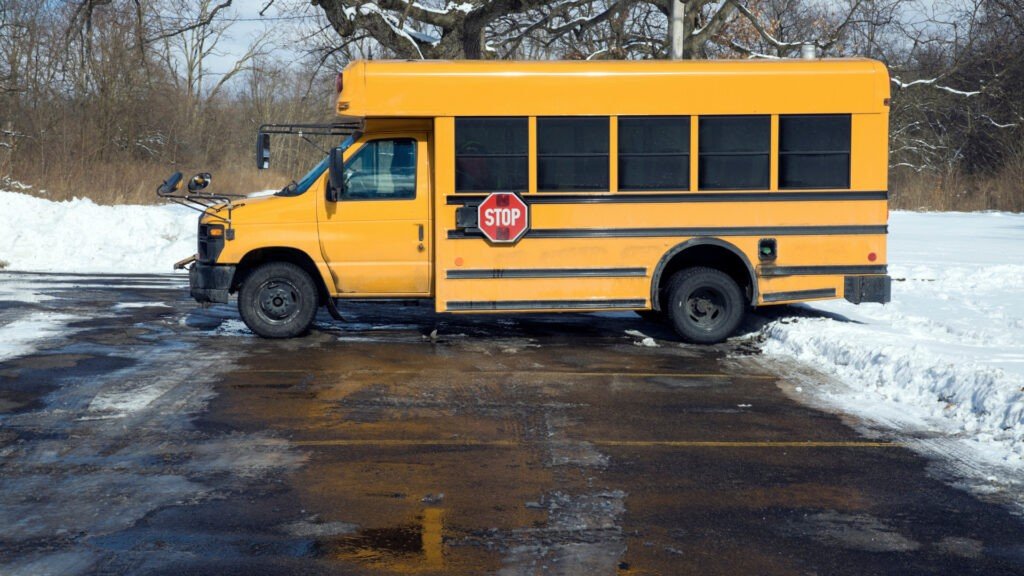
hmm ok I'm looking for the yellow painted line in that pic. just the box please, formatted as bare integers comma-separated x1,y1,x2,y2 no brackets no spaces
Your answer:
516,371,772,379
593,440,896,448
292,439,895,448
294,439,521,447
240,369,775,380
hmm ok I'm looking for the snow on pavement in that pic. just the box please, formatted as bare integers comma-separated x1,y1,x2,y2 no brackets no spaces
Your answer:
0,312,75,362
759,211,1024,476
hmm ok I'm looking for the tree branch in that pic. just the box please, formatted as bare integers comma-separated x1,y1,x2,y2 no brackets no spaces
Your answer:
145,0,234,44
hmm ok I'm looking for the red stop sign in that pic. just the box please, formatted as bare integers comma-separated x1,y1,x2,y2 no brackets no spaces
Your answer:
477,192,530,243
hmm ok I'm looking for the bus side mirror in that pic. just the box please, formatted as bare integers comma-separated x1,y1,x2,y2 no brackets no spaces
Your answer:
256,133,271,170
327,146,345,202
157,171,183,196
188,172,212,193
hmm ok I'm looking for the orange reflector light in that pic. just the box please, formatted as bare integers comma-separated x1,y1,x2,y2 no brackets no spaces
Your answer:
209,227,224,237
868,252,877,262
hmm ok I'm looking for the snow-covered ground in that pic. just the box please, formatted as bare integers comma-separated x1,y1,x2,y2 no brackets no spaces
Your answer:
758,211,1024,485
0,191,197,274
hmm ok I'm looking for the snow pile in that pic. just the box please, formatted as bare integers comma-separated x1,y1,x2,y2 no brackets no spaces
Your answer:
761,211,1024,467
0,191,196,274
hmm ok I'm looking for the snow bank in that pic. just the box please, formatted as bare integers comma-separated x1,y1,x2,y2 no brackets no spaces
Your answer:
760,211,1024,467
0,191,196,274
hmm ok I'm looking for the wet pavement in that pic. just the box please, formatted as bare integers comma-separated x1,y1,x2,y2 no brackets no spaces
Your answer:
1,271,1024,575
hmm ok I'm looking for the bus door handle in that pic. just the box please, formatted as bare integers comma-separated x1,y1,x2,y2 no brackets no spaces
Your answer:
417,224,425,251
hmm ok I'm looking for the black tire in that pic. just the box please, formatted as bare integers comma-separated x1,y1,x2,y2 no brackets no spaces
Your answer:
665,267,745,344
238,262,318,339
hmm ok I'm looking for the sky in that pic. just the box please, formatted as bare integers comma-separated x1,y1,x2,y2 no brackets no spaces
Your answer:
200,0,315,76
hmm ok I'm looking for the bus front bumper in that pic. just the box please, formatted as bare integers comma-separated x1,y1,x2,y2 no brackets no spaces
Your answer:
190,262,235,304
844,275,891,304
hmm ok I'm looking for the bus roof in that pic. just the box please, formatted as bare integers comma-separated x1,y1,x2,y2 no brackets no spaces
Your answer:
336,58,890,118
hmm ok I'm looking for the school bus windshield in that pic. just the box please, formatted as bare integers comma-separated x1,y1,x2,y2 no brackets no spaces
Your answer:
277,134,357,197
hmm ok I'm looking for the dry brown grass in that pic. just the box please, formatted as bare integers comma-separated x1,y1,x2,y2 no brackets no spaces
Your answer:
7,159,294,206
891,165,1024,212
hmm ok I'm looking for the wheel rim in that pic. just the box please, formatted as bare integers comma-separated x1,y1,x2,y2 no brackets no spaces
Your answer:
684,287,727,331
255,279,303,325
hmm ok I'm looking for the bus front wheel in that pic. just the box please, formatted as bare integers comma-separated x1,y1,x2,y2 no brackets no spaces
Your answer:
238,262,318,338
666,267,745,344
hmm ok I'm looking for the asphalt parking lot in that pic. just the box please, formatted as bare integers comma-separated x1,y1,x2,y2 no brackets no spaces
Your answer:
1,272,1023,575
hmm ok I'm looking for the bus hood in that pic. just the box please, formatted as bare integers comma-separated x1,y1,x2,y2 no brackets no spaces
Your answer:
202,192,313,226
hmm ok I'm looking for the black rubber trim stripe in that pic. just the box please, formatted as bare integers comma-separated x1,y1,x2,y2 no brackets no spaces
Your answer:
446,299,646,311
447,191,888,205
448,225,887,240
759,265,888,277
762,288,837,303
446,267,647,279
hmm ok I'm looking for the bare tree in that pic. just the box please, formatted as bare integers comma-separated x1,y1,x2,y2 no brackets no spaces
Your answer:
307,0,879,61
2,0,1021,210
155,0,270,114
312,0,516,59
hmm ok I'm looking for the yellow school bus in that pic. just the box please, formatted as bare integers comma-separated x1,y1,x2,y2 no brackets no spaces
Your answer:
165,58,891,343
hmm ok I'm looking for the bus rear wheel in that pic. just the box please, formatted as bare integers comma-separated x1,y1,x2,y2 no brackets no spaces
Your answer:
238,262,318,338
666,267,745,344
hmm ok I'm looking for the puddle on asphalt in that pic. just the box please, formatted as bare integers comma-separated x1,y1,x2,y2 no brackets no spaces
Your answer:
317,508,446,570
788,511,922,553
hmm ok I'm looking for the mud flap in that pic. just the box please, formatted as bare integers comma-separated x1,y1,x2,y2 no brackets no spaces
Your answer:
844,275,891,304
325,297,346,321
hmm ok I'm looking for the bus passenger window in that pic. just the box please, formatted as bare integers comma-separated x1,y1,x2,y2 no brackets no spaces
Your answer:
779,115,851,189
698,116,769,190
455,118,528,192
537,117,609,191
619,117,690,191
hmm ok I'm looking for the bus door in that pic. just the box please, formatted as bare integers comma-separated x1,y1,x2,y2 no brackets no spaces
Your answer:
317,133,432,296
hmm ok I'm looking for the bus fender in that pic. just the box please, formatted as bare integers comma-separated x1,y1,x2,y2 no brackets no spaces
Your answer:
650,238,759,310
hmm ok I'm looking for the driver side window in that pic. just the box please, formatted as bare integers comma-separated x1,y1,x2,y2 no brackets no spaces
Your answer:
342,138,417,200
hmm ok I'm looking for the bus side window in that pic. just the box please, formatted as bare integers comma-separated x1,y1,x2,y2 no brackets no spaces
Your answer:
698,116,770,190
779,115,851,189
455,118,528,192
537,117,609,192
619,116,690,191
